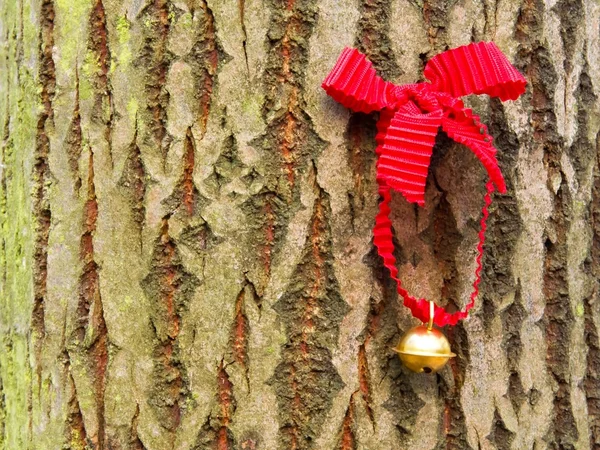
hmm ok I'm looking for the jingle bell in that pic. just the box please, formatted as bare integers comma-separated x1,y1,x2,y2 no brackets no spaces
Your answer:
393,325,455,373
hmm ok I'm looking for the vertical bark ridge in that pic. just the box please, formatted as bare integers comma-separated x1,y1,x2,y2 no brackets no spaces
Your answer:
241,192,280,296
270,188,349,449
518,0,578,446
163,128,205,217
231,283,250,383
587,130,600,447
355,0,401,80
270,0,308,188
0,82,10,301
64,74,83,194
118,128,147,240
26,339,33,440
570,56,600,449
88,0,111,106
481,100,525,331
142,217,199,431
70,149,109,448
565,54,597,186
87,0,115,167
553,0,583,76
502,284,526,413
439,324,473,450
0,360,5,448
188,0,221,137
180,129,196,216
515,1,578,446
535,47,577,450
246,0,326,294
0,81,6,434
139,0,172,163
544,183,577,450
16,0,24,78
584,286,600,448
32,0,56,395
262,193,275,286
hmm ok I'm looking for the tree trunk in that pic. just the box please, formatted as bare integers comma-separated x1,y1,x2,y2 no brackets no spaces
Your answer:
1,0,599,449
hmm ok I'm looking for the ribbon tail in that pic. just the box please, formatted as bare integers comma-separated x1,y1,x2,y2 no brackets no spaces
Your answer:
322,47,396,113
442,109,506,193
376,104,442,206
424,41,527,101
373,184,460,327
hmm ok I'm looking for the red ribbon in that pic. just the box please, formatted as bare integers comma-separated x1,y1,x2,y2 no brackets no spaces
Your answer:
322,42,526,326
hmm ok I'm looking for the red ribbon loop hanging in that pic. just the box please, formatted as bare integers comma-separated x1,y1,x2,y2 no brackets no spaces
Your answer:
322,42,526,326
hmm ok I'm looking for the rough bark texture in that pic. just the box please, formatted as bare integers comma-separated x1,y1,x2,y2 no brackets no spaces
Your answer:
0,0,599,449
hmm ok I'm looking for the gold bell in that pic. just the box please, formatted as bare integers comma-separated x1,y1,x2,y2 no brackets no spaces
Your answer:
393,301,456,373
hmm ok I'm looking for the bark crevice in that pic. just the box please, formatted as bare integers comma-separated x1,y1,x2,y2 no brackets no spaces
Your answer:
31,0,57,392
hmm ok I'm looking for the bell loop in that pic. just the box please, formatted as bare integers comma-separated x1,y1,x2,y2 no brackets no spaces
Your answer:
428,300,435,331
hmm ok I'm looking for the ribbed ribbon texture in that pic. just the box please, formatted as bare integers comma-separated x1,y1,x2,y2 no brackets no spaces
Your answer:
322,42,526,326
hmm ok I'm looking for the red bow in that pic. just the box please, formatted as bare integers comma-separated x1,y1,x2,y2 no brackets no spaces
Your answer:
323,42,526,326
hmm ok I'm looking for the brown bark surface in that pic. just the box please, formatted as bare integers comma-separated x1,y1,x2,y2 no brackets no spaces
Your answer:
1,0,599,449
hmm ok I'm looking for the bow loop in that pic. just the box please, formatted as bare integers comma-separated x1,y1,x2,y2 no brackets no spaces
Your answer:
322,47,398,113
424,42,527,101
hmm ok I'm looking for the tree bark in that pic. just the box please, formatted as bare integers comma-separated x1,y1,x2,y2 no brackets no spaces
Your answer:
1,0,599,449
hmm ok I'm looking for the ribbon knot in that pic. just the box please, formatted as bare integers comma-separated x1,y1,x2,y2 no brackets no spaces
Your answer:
322,42,526,326
391,82,440,113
